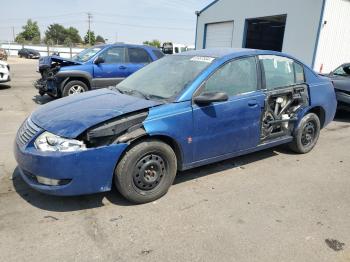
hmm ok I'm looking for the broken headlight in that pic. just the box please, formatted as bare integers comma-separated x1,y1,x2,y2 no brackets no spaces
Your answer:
35,131,87,152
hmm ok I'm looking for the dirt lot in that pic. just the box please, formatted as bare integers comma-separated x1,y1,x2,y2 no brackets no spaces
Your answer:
0,57,349,262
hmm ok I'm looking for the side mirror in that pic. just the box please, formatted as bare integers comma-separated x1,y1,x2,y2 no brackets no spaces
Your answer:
94,57,105,64
193,92,229,105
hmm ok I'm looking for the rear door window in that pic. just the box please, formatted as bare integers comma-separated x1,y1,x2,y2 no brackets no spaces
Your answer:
152,50,165,59
128,48,152,63
259,55,305,89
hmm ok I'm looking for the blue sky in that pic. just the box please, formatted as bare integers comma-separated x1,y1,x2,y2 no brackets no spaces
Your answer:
0,0,213,45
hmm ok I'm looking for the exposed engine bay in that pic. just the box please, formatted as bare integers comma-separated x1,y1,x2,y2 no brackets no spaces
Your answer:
261,85,309,141
83,110,149,148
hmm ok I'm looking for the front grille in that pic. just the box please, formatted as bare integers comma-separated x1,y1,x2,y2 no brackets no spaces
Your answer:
16,118,42,147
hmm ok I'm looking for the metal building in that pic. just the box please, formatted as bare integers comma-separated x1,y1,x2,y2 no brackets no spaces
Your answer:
195,0,350,73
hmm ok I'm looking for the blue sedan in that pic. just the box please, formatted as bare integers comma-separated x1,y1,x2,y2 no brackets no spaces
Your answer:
14,48,337,203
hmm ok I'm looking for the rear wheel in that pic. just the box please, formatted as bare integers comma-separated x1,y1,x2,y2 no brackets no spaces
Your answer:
62,80,88,97
289,113,320,154
114,139,177,204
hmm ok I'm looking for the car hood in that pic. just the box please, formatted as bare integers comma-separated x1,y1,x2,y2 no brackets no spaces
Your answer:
39,55,82,70
31,89,162,138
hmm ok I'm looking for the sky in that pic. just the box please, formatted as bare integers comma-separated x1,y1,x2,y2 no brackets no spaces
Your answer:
0,0,213,45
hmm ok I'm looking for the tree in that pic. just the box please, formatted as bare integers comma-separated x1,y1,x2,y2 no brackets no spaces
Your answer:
44,24,82,45
66,27,82,44
84,30,96,45
143,39,161,48
95,35,105,44
45,24,67,45
15,19,41,43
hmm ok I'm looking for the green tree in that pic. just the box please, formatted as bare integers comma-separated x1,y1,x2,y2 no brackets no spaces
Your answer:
143,39,161,48
45,24,67,45
15,19,41,43
95,35,105,44
84,30,96,45
66,27,82,44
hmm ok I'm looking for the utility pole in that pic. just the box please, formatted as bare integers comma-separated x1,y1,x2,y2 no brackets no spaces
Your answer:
87,12,92,45
12,26,15,42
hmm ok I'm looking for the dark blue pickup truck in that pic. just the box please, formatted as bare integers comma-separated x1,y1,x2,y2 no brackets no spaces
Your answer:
35,44,164,98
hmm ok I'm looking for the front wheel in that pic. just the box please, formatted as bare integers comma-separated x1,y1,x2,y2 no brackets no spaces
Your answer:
289,113,320,154
114,139,177,204
62,80,88,97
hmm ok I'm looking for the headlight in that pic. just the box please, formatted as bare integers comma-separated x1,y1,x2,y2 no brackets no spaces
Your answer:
35,131,86,152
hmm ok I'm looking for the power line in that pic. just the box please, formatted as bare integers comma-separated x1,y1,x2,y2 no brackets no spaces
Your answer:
93,20,193,31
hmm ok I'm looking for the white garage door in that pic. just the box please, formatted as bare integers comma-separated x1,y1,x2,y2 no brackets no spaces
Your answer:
205,21,234,48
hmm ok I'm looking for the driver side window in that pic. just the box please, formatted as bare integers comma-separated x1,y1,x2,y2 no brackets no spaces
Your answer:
99,47,125,64
203,57,258,96
334,66,350,76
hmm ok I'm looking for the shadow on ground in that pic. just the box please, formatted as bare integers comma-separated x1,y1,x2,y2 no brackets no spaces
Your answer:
12,147,282,212
32,94,54,105
0,84,11,90
333,110,350,124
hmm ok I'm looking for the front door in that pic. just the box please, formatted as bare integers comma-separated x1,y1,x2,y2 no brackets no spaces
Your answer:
192,56,265,161
93,46,128,88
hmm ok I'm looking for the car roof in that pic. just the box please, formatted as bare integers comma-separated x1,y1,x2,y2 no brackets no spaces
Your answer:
177,48,294,60
96,43,160,50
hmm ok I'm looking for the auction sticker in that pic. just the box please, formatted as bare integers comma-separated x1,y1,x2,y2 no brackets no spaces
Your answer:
190,56,215,63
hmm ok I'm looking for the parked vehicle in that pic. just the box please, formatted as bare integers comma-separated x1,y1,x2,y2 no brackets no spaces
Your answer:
34,44,164,98
0,48,8,61
162,42,194,55
0,60,10,83
324,63,350,110
14,49,337,203
18,48,41,59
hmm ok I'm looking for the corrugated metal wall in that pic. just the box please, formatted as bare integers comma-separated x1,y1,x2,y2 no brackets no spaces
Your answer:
314,0,350,73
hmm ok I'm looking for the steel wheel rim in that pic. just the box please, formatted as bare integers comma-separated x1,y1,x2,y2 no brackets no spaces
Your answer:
68,85,85,95
133,154,166,191
301,121,316,147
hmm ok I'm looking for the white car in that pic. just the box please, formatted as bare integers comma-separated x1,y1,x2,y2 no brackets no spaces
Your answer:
0,60,10,83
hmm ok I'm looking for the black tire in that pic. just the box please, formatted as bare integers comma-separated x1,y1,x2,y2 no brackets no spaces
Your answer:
114,139,177,204
289,113,320,154
62,80,88,97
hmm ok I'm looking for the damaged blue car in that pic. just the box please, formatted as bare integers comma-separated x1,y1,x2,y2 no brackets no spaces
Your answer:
15,48,337,203
35,44,164,98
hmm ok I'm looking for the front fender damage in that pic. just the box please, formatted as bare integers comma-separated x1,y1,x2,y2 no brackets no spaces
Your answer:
84,110,148,148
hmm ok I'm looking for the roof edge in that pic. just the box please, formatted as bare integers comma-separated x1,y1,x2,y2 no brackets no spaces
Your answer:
198,0,220,15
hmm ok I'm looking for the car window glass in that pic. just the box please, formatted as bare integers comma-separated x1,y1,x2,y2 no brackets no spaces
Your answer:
203,57,258,96
152,50,165,59
128,48,151,63
260,55,296,89
174,47,179,53
100,47,125,64
294,62,305,83
334,66,350,76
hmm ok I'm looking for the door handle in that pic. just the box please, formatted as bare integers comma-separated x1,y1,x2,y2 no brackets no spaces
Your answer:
248,100,258,107
119,65,127,70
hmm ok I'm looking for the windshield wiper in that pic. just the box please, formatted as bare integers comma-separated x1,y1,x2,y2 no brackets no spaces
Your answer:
113,86,126,94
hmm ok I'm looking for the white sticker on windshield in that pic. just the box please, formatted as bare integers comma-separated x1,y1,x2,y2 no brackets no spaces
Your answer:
190,56,215,63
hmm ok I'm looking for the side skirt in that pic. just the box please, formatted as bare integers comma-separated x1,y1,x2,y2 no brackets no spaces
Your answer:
181,136,293,171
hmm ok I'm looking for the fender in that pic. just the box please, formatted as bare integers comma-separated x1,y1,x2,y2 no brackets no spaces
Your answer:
56,70,93,90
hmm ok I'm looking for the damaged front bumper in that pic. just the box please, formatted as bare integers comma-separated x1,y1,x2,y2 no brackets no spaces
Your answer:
14,133,128,196
34,78,59,96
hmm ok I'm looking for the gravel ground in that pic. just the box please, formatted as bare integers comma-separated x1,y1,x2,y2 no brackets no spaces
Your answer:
0,57,349,262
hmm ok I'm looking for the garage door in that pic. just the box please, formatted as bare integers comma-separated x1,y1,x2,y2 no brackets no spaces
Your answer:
205,21,234,48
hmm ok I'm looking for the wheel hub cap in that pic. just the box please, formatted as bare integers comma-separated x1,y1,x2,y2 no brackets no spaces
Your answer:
301,121,316,146
68,85,85,95
133,154,166,190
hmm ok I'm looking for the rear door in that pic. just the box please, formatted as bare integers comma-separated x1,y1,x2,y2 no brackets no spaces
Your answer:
192,56,265,161
92,46,127,88
126,47,152,76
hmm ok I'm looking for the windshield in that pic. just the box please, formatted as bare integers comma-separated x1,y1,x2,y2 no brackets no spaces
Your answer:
117,55,214,100
72,47,102,62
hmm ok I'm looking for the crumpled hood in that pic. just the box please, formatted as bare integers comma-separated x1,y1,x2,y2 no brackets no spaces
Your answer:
39,55,82,70
31,89,162,138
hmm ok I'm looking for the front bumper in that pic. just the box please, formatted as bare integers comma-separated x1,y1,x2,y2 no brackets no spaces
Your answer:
14,131,128,196
34,78,59,96
0,68,10,83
